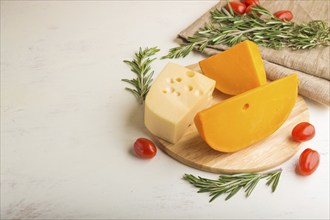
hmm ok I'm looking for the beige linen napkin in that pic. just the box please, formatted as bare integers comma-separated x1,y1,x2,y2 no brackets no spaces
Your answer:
178,0,330,106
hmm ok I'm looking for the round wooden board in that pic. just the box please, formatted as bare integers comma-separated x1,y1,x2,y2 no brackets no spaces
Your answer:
152,64,309,174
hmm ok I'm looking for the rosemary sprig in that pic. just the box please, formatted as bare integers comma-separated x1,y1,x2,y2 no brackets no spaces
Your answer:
122,47,160,104
183,168,282,202
162,4,330,59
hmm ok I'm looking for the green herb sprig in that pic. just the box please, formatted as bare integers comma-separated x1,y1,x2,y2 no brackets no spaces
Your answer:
122,47,160,104
162,4,330,59
183,168,282,202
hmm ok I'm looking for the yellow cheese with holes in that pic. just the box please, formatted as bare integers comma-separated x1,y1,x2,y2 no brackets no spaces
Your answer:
145,63,215,144
199,40,266,95
194,74,298,153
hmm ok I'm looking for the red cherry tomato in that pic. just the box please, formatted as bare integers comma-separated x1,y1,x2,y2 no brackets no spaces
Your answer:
241,0,260,6
134,138,157,159
292,122,315,142
245,5,261,16
296,148,320,176
274,10,293,21
225,2,247,15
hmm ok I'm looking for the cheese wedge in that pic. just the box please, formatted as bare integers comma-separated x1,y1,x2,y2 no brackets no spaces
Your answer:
199,40,266,95
194,74,298,153
145,63,216,144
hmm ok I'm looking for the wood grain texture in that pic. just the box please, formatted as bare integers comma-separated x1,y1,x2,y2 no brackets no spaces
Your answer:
153,64,309,174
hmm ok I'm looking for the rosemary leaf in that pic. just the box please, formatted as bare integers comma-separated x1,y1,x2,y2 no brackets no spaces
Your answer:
161,43,196,59
265,169,282,192
244,176,262,197
183,168,282,202
122,47,160,104
225,185,242,201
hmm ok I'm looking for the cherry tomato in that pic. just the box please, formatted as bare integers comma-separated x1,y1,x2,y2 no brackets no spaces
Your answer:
245,5,261,16
274,10,293,21
225,2,247,15
296,148,320,176
292,122,315,142
134,138,157,159
241,0,260,6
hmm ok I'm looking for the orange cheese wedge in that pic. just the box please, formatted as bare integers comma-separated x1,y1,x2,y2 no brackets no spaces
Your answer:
194,74,298,153
199,40,266,95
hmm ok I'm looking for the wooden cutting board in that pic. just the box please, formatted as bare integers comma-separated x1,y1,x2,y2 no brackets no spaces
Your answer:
153,64,309,174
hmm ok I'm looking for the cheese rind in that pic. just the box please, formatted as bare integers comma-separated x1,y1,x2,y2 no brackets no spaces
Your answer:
199,40,266,95
194,74,298,153
145,63,216,144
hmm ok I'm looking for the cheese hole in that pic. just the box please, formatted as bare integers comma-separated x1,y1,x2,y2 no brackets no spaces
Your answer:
175,91,181,96
167,78,175,84
242,103,250,111
176,77,182,82
163,87,175,94
186,71,195,78
185,85,194,91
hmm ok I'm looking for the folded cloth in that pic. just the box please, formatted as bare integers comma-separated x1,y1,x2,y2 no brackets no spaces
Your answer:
178,0,330,106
